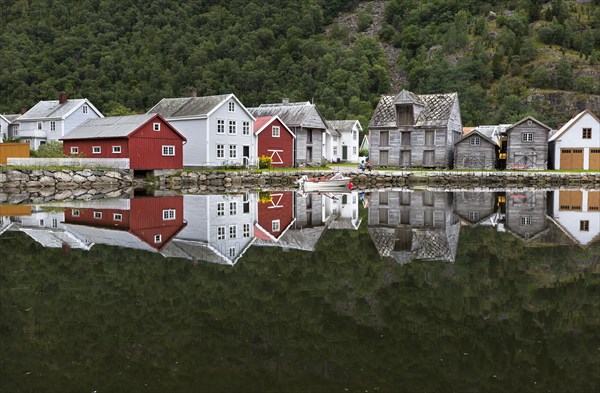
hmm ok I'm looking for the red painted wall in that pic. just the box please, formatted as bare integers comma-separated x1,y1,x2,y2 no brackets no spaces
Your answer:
257,118,294,167
65,207,131,229
257,191,294,239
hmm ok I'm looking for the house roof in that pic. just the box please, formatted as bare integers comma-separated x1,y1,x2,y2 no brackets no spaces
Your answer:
249,101,328,130
549,109,600,142
18,227,93,250
253,115,295,138
161,237,255,266
0,114,20,123
369,91,458,128
455,125,501,146
505,116,552,133
18,99,103,121
147,93,254,120
60,113,186,141
327,120,362,133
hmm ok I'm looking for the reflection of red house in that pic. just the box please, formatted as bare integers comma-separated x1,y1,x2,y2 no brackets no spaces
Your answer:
61,113,186,170
64,196,186,250
254,116,295,167
255,191,295,241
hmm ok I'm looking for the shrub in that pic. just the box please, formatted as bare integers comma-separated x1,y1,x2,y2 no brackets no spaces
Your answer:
31,141,67,158
258,155,272,169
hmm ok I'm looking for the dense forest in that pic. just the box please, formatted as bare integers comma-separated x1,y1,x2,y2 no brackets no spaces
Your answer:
1,0,600,130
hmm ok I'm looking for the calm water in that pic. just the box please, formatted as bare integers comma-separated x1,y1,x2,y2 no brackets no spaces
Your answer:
1,189,599,392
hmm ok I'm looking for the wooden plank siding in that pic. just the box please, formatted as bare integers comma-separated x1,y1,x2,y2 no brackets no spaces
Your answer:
506,119,549,170
0,143,30,164
453,192,497,224
454,136,498,169
505,191,547,240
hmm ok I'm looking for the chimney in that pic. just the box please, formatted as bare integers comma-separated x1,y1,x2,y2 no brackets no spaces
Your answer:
20,107,27,115
282,98,289,105
190,88,197,97
59,92,68,104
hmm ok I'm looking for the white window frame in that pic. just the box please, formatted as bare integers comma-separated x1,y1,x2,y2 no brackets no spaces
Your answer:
229,225,237,239
50,121,56,132
333,146,338,155
353,146,357,154
51,218,58,228
113,213,122,221
470,136,481,146
520,216,532,226
112,145,122,154
272,219,280,232
82,105,88,114
37,122,42,130
217,202,225,216
154,234,162,243
353,130,357,140
272,126,280,138
217,226,226,240
469,211,479,221
229,246,236,257
162,145,175,156
229,201,237,215
216,144,224,159
229,144,237,158
243,223,250,238
228,120,237,135
92,146,101,154
522,133,533,142
242,121,250,135
153,122,161,131
93,211,102,219
162,209,176,220
70,146,79,154
228,102,235,112
72,209,80,217
217,119,225,134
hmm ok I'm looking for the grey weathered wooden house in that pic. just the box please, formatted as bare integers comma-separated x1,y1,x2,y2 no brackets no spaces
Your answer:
454,126,501,169
505,191,548,241
368,90,462,168
506,116,551,170
367,190,460,264
249,100,328,166
453,191,498,226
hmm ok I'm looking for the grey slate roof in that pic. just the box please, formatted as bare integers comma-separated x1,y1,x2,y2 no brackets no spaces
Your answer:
1,114,20,123
327,120,359,133
370,91,458,128
18,99,94,120
61,114,154,140
249,102,327,130
147,94,231,118
456,125,505,146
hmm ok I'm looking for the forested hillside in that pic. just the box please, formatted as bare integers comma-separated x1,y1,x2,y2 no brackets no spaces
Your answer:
1,0,599,129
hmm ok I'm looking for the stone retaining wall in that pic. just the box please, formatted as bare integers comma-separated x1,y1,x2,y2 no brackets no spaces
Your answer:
0,168,134,190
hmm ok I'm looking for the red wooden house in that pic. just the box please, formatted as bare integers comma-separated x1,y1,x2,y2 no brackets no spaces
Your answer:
64,195,186,252
254,116,295,167
61,113,186,171
254,191,296,241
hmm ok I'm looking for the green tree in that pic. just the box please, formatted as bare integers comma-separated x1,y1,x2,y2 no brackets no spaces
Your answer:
554,55,573,90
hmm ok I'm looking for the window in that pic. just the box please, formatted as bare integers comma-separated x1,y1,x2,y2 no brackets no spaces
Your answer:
353,146,357,154
40,141,46,145
522,133,533,142
93,211,102,219
82,105,88,114
217,202,225,216
51,218,58,228
50,121,56,131
307,130,313,143
229,225,237,239
162,145,175,156
582,128,592,139
425,130,435,146
229,201,237,215
380,131,389,146
229,145,237,158
242,121,250,135
401,132,411,146
112,146,121,154
353,130,357,140
470,137,481,146
333,146,338,155
217,119,225,134
469,212,479,221
228,102,235,112
272,126,280,137
243,223,250,238
154,234,162,243
217,226,226,240
39,219,44,226
229,246,236,257
580,220,589,231
153,123,160,131
37,122,42,130
272,219,280,232
216,144,224,158
70,146,79,154
71,209,80,217
229,120,237,134
162,209,176,220
520,216,532,226
113,213,122,221
92,146,101,154
13,124,19,136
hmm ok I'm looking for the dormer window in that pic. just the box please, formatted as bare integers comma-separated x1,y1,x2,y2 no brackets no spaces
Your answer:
397,104,414,126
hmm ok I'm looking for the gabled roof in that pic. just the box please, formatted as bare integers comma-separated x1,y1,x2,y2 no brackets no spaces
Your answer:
327,120,363,134
60,113,186,141
253,116,295,138
505,116,552,133
360,134,370,150
455,126,500,146
18,227,93,250
249,101,328,130
549,109,600,142
147,93,254,120
18,99,103,121
369,91,458,128
0,114,20,124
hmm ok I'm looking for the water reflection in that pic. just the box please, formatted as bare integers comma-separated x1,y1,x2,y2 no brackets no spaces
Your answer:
1,189,598,264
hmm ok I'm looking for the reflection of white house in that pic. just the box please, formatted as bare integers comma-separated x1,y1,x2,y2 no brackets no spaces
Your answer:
326,120,361,163
324,192,362,230
163,194,256,265
549,109,600,170
548,190,600,246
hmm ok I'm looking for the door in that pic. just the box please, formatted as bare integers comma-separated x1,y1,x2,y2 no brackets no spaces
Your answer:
590,149,600,170
424,150,434,167
306,147,313,163
243,145,250,166
342,146,348,160
379,150,389,166
559,190,582,211
401,150,411,167
561,148,583,170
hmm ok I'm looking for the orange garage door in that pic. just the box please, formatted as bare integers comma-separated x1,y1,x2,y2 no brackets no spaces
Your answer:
590,149,600,171
560,148,584,170
559,190,582,211
589,191,600,211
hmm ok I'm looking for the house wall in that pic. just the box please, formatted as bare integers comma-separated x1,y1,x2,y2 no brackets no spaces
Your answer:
295,127,324,165
453,191,496,224
65,207,131,229
507,121,549,170
208,98,255,167
550,190,600,245
63,138,130,160
505,191,547,239
128,119,185,169
257,191,295,237
295,192,324,227
0,117,8,141
337,125,360,163
368,190,450,228
168,118,207,166
552,112,600,170
62,102,103,138
128,196,185,249
257,119,294,167
454,137,498,169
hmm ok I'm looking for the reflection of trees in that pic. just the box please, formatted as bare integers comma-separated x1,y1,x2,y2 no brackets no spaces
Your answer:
0,220,598,392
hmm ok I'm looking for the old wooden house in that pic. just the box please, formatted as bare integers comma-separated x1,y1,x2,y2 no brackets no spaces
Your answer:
454,126,501,169
368,90,462,168
506,117,551,170
504,191,548,241
249,100,328,166
453,191,498,226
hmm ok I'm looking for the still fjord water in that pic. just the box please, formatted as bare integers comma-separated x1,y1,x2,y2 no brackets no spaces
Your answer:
0,190,598,392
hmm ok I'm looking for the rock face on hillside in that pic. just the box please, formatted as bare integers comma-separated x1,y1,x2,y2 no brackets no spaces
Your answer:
526,91,600,126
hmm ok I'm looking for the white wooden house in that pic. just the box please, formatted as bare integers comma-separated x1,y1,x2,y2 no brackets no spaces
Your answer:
548,190,600,247
15,93,103,150
325,192,362,230
549,109,600,170
148,93,256,167
326,120,361,163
